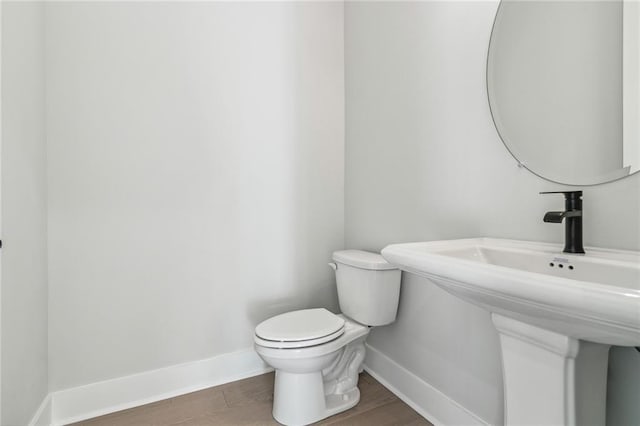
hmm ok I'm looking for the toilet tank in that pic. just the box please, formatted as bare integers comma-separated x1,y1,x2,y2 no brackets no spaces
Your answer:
331,250,401,326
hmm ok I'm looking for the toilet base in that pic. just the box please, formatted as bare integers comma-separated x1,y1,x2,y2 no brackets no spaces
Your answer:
272,370,361,426
270,335,368,425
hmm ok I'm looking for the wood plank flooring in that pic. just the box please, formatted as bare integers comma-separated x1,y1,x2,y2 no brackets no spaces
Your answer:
71,372,433,426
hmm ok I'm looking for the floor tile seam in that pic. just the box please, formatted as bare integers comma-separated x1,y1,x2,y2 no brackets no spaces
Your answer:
221,388,232,409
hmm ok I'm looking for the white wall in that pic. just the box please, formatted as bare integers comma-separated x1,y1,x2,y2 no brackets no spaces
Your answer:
46,2,344,391
345,2,640,425
1,2,48,425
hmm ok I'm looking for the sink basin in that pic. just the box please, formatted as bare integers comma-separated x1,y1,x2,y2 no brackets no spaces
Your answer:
381,238,640,346
382,238,640,425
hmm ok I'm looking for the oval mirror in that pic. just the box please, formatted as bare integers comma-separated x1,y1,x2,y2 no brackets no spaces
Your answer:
487,0,640,185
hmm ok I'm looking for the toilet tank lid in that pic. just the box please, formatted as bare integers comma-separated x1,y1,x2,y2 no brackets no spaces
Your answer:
332,250,398,271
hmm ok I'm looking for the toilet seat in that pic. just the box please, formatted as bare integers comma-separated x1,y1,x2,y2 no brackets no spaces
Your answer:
255,327,345,349
255,308,345,349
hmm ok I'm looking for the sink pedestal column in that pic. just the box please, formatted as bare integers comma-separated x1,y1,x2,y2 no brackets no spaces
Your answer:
492,314,610,426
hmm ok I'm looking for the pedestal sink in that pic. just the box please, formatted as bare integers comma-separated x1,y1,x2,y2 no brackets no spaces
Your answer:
381,238,640,426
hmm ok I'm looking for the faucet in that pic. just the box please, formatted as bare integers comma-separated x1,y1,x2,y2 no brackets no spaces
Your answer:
540,191,585,254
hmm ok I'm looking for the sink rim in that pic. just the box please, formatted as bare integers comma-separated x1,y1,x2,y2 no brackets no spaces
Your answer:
381,237,640,346
382,237,640,291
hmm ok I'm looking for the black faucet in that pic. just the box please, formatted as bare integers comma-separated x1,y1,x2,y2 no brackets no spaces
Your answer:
541,191,585,254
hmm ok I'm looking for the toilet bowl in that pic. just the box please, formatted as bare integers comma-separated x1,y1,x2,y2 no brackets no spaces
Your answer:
254,250,401,426
255,310,369,425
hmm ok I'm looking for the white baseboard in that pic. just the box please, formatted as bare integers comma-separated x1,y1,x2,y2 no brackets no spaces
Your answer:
363,344,489,426
28,394,52,426
33,344,483,426
48,348,271,426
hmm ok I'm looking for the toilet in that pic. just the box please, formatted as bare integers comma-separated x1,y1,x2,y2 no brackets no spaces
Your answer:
254,250,402,425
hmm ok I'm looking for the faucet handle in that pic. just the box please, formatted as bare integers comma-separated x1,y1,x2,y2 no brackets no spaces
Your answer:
540,191,582,199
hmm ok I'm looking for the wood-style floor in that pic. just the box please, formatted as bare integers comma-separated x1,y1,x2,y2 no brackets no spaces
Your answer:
71,372,433,426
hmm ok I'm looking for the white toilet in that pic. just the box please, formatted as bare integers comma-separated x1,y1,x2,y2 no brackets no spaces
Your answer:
254,250,401,425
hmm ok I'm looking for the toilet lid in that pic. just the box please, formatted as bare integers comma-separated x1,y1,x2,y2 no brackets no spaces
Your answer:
255,308,345,343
